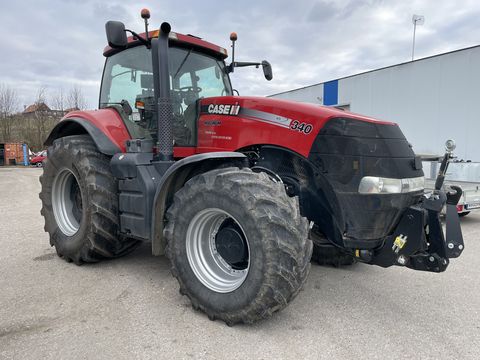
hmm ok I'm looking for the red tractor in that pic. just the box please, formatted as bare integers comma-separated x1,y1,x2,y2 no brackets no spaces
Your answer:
39,10,464,325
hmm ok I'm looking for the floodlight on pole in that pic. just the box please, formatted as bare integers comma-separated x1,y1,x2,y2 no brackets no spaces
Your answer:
411,14,425,61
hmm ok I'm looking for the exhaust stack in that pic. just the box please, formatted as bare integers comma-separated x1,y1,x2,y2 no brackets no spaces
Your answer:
152,22,173,161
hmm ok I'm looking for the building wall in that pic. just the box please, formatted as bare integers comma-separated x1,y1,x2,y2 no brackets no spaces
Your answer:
273,83,324,104
270,46,480,161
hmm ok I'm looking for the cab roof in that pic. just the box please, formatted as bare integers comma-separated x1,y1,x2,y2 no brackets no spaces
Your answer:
103,30,228,59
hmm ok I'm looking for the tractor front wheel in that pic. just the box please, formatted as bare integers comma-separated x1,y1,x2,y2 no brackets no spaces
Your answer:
164,167,312,325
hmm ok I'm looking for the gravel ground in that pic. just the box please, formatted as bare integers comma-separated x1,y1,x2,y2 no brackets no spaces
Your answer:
0,167,479,360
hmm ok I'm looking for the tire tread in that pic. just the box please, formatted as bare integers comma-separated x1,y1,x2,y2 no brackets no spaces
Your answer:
39,135,139,264
164,167,312,325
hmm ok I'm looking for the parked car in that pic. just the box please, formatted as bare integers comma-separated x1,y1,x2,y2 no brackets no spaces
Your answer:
31,150,47,167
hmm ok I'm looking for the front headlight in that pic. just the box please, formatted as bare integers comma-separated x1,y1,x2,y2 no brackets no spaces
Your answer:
358,176,424,194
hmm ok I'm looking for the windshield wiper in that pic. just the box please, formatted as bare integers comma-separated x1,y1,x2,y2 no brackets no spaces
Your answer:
173,49,192,79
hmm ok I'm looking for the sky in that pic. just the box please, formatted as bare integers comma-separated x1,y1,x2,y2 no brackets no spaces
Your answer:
0,0,479,110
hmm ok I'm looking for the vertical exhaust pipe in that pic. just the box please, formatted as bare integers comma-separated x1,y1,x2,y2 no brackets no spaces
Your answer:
152,22,173,161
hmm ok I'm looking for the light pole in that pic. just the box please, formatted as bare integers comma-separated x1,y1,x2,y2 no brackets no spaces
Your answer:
412,14,425,61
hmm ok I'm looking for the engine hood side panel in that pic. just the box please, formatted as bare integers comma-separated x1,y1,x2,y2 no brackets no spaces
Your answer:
197,96,398,157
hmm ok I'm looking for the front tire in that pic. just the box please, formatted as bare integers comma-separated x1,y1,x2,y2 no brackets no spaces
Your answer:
164,168,312,325
39,135,139,264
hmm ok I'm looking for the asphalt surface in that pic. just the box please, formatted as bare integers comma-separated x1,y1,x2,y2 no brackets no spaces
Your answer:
0,167,479,360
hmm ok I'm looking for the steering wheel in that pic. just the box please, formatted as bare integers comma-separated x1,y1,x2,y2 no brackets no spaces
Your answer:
179,86,202,94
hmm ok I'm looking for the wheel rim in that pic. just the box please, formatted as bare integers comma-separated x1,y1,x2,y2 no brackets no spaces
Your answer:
52,168,83,236
186,208,250,293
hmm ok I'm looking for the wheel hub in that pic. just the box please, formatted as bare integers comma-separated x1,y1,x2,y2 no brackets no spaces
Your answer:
52,168,83,236
215,225,248,268
186,208,250,293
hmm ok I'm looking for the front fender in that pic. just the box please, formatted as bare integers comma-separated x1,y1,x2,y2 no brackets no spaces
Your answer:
151,152,247,255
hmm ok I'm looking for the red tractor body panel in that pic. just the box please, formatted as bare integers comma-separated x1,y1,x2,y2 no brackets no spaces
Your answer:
62,96,397,159
63,109,131,152
196,96,395,157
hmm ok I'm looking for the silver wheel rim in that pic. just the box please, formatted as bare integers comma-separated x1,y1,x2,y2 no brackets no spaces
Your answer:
186,208,250,293
52,168,82,236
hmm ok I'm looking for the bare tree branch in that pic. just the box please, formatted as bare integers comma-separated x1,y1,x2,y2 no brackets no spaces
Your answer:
35,87,47,106
67,85,87,110
0,84,19,141
51,88,66,111
0,83,19,118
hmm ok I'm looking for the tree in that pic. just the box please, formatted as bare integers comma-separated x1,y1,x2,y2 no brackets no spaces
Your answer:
67,85,87,110
18,86,55,151
51,87,66,112
0,84,19,141
32,87,55,150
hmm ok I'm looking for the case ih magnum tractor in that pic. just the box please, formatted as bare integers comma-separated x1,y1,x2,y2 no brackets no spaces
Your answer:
39,10,464,325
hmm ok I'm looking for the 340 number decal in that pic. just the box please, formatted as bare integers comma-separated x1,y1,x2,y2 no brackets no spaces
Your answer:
290,120,313,134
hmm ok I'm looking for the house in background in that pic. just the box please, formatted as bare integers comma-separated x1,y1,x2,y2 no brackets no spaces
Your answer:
22,102,68,118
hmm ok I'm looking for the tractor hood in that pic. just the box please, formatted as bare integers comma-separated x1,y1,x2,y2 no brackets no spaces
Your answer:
202,95,395,126
198,96,398,157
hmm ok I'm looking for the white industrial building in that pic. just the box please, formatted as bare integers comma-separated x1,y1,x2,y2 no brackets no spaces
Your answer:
270,45,480,161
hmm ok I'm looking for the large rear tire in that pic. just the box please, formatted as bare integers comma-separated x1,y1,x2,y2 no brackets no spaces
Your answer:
39,135,139,264
164,167,312,325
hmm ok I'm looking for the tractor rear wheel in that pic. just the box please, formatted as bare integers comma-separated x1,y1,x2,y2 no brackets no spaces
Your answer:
164,167,312,325
39,135,139,264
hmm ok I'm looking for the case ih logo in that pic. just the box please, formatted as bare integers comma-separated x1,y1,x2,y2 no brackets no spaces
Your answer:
207,103,241,116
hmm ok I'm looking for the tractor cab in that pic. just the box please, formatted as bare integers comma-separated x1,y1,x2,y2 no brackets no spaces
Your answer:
100,11,271,156
100,33,233,147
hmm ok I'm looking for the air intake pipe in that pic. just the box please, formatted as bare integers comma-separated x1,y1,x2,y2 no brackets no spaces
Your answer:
151,22,173,161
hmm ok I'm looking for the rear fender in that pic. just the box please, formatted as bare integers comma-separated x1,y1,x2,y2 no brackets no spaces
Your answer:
44,118,120,155
44,109,131,155
151,152,247,255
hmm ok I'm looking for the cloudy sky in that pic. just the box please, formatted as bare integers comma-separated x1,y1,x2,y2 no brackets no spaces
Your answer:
1,0,479,110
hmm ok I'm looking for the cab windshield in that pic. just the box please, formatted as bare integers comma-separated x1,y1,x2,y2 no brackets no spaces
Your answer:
100,45,232,145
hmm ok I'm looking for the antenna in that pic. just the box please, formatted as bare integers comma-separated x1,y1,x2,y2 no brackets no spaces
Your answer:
229,32,238,73
141,8,151,42
411,14,425,61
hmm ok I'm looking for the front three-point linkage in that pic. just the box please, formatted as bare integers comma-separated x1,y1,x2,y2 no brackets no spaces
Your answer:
367,140,464,273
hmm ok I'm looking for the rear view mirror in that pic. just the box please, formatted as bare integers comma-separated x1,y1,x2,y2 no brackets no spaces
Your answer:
105,21,128,48
262,60,273,81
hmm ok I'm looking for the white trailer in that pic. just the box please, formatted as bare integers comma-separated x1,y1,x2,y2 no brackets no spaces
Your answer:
424,160,480,216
